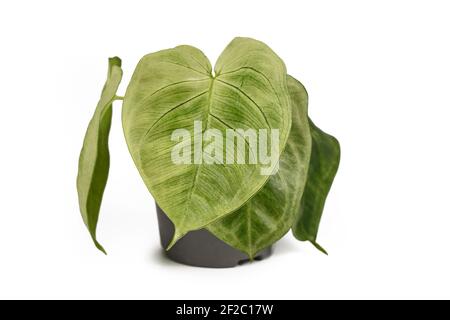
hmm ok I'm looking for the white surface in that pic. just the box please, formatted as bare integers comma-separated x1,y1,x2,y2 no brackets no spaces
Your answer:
1,0,450,299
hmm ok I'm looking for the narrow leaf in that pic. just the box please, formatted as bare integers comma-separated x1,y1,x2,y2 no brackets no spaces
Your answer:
292,116,340,254
207,76,312,258
76,57,123,253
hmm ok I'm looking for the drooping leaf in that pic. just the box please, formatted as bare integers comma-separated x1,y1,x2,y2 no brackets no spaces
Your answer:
122,38,291,247
292,117,340,254
207,75,312,258
76,57,123,254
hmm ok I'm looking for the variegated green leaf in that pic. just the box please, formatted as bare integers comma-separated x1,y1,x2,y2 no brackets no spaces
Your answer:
122,38,292,247
207,75,311,258
76,57,123,254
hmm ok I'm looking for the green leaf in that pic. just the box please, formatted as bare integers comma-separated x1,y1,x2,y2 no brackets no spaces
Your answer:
76,57,123,254
292,116,340,254
207,75,312,258
122,38,291,247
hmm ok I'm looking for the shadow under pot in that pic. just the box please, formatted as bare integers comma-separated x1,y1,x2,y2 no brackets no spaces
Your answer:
155,204,272,268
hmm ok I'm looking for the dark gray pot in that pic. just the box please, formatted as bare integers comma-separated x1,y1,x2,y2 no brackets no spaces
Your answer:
156,204,272,268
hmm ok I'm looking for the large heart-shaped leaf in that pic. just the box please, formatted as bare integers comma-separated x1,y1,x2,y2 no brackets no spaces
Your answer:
122,38,291,246
207,75,312,258
292,117,340,254
76,57,123,253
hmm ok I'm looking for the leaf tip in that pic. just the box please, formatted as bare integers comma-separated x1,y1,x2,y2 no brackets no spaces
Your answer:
93,238,107,255
166,229,185,251
311,241,328,255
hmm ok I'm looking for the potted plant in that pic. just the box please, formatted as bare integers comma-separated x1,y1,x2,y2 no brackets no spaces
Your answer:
76,37,340,267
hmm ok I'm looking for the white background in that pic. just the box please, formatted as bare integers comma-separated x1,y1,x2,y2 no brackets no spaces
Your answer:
1,0,449,299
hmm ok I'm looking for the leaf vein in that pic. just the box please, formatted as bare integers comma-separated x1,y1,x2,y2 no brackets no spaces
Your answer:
138,91,208,149
215,78,271,128
136,78,210,110
160,60,209,76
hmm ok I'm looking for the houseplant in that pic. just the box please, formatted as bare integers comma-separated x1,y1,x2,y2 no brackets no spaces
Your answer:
76,37,340,267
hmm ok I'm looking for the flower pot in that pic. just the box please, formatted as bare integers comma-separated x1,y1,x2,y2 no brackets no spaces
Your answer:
155,204,272,268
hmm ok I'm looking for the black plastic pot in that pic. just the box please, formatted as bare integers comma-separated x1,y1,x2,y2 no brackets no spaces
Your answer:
156,204,272,268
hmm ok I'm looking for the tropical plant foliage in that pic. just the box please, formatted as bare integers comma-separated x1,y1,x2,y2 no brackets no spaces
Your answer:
76,38,340,258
